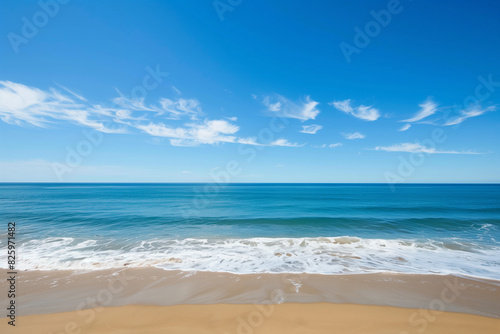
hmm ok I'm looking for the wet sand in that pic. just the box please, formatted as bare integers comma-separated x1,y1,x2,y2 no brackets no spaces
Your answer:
1,268,499,333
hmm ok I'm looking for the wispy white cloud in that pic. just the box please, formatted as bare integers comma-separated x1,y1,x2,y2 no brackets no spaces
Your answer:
300,124,323,134
262,95,320,121
398,124,411,131
168,139,199,147
401,99,438,123
113,93,203,120
56,84,88,102
236,137,262,146
159,98,203,120
330,99,380,121
112,92,157,112
0,81,304,149
342,132,365,140
269,139,304,147
262,96,282,112
312,143,343,148
235,137,304,147
398,99,494,127
444,105,496,126
171,85,182,95
373,143,485,154
134,119,239,146
0,81,126,133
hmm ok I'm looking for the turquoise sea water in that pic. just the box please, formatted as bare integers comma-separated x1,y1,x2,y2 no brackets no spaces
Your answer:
1,183,499,278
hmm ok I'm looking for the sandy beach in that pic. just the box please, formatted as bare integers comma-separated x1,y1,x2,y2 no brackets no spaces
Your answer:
3,303,500,334
1,268,499,333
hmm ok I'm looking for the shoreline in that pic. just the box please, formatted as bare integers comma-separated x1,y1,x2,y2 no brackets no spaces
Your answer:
1,268,499,318
1,268,500,333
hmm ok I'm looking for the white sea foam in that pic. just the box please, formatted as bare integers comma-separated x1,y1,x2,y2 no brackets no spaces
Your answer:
1,236,499,279
478,223,495,231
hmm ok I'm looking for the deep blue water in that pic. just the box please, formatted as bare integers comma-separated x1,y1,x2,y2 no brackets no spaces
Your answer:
1,183,499,277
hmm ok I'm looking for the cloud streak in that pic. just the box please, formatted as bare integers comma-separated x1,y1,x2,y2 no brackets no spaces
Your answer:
374,143,484,154
401,99,438,123
342,132,365,140
0,81,126,133
0,81,301,148
300,124,322,134
330,99,380,121
312,143,342,148
398,124,411,131
112,93,203,120
262,94,320,121
269,139,304,147
444,105,496,126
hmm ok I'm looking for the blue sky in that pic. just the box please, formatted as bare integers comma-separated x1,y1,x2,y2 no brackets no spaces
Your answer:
0,0,499,183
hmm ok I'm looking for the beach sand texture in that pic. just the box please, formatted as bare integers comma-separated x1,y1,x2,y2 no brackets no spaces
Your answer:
2,303,500,334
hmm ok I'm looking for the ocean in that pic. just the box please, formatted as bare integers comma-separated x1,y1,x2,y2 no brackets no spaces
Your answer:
1,183,499,279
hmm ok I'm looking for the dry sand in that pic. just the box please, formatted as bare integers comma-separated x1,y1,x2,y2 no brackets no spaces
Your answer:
1,303,500,334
